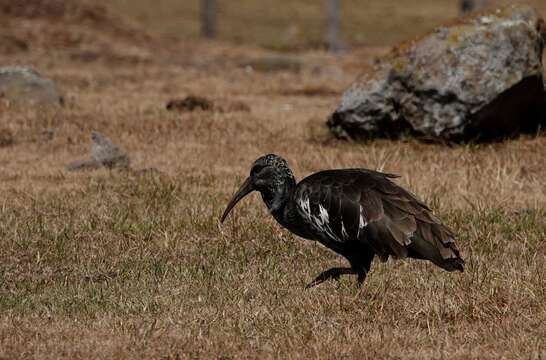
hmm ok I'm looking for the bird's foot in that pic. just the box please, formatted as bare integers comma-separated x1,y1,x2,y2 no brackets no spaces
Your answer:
305,267,357,289
356,269,367,286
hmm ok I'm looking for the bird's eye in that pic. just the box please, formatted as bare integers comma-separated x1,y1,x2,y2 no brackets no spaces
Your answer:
251,165,266,175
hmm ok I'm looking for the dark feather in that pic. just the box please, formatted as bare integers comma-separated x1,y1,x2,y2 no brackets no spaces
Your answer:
292,168,463,271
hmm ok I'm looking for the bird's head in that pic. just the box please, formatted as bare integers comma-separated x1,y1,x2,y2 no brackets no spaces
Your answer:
221,154,295,223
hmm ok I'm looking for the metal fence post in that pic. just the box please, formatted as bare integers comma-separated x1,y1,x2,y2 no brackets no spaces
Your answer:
201,0,217,38
326,0,342,52
460,0,488,14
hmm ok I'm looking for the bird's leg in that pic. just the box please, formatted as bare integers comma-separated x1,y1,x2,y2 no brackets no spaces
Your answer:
305,267,357,288
356,269,367,286
351,253,373,288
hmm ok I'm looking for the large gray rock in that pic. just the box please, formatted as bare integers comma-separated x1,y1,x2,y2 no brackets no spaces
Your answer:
328,5,546,141
0,67,63,105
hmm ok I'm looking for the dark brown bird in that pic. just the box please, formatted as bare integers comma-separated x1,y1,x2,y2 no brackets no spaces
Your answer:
221,154,464,288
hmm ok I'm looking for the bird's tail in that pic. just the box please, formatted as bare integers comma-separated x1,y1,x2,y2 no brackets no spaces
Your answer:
408,234,464,272
441,256,465,272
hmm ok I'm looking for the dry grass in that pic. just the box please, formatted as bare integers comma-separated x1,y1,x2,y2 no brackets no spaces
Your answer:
1,1,546,359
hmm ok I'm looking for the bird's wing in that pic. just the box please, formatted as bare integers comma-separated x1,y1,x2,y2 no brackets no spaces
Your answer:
370,171,460,261
293,169,460,261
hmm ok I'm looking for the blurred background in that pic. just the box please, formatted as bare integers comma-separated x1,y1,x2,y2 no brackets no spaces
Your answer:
1,2,545,359
4,0,546,65
106,0,545,50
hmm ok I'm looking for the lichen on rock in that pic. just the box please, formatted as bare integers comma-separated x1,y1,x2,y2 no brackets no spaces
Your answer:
328,5,546,142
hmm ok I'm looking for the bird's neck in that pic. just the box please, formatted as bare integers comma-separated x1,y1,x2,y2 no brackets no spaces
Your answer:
260,176,296,221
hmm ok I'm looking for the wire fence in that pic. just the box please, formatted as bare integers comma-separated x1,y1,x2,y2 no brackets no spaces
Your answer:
199,0,487,51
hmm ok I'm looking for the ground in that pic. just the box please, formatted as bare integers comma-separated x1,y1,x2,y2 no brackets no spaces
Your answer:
0,1,545,359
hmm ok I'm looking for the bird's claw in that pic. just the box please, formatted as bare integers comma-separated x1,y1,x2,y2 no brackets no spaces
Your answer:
305,267,354,289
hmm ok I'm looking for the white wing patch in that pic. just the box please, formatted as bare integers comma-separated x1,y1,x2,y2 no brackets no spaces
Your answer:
297,193,344,243
318,204,329,224
299,195,311,217
357,205,368,238
313,204,343,243
341,221,349,240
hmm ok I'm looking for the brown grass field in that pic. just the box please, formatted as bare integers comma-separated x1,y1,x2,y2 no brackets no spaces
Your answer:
0,0,545,358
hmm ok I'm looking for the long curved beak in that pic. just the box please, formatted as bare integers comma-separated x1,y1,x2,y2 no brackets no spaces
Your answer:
220,177,254,223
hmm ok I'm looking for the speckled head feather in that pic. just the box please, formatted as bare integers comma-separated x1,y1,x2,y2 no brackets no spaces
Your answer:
249,154,295,210
251,154,291,175
220,154,296,223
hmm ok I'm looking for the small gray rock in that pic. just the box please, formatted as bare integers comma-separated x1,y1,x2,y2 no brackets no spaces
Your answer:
66,131,130,172
328,5,546,142
0,66,63,105
90,131,130,169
